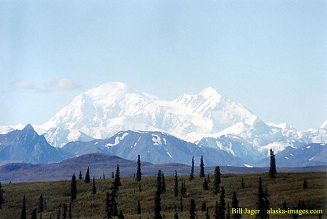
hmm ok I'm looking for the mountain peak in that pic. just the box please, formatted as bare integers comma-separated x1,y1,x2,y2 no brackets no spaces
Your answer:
320,120,327,129
199,87,222,99
23,124,35,132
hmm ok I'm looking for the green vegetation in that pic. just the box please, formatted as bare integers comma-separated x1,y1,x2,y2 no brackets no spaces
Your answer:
0,172,325,218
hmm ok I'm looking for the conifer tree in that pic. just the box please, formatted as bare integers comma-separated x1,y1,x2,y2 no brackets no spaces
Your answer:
180,195,183,212
203,178,209,190
71,174,77,201
256,177,269,219
174,170,178,197
205,207,210,219
114,164,121,187
218,186,226,219
137,200,141,215
200,156,205,177
232,192,241,219
21,195,26,219
190,156,195,180
79,171,82,180
154,170,162,219
118,210,124,219
303,178,308,189
31,208,37,219
201,202,207,212
136,155,141,181
85,167,91,183
68,203,72,219
0,182,4,209
105,192,110,215
269,149,277,178
241,177,245,188
92,177,97,194
63,204,67,219
213,166,221,194
112,172,114,178
282,201,287,211
190,199,196,219
214,201,219,219
161,173,166,193
181,180,187,197
226,203,231,219
174,209,179,219
38,194,44,213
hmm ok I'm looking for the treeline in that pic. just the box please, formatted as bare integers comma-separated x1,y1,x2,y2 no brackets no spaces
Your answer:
0,150,321,218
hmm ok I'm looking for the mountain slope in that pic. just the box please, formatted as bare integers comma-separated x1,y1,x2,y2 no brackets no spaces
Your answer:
63,130,244,166
0,125,72,165
37,82,259,147
258,143,327,167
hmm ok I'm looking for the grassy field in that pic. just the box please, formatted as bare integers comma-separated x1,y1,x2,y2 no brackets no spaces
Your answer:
0,172,326,218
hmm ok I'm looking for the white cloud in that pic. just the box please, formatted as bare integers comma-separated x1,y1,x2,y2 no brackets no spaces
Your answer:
10,78,81,92
10,80,35,89
47,78,81,91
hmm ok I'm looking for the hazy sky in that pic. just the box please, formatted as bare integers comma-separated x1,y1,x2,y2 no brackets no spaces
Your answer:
0,0,326,130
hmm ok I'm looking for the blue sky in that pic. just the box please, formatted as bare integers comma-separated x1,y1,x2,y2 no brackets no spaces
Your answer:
0,0,326,130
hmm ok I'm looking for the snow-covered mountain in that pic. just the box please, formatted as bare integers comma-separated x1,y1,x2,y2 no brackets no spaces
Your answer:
37,82,261,147
62,130,244,166
258,143,327,167
1,82,325,165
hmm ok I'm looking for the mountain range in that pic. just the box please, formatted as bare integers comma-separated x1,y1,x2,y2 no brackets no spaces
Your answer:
0,82,326,167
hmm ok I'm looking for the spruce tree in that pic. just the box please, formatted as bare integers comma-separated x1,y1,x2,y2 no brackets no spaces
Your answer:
79,171,82,180
0,182,4,209
92,177,97,194
114,164,121,187
71,174,77,201
21,195,26,219
190,199,196,219
181,180,187,197
269,149,277,178
282,201,287,211
180,195,183,212
137,200,141,214
154,170,162,219
200,156,205,177
201,202,207,212
85,167,91,183
69,203,72,219
214,201,219,219
231,192,241,219
105,192,110,215
207,174,210,183
31,208,37,219
112,172,114,178
136,155,141,181
203,178,209,190
218,186,226,219
63,204,67,219
174,209,179,219
174,170,178,197
226,203,231,219
118,210,124,219
205,207,210,219
303,178,308,189
213,166,221,194
255,177,269,219
241,177,245,189
162,173,166,193
38,194,44,213
190,156,195,180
